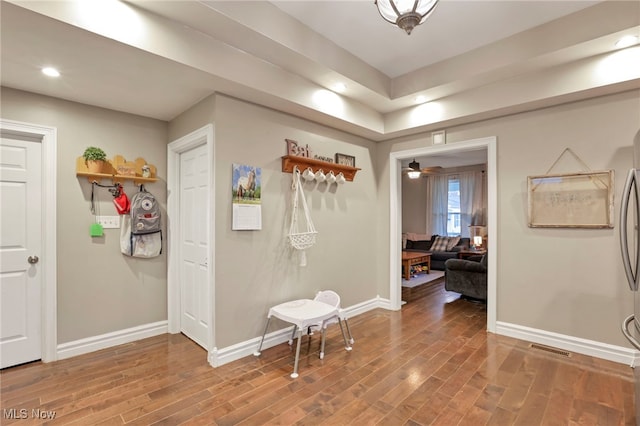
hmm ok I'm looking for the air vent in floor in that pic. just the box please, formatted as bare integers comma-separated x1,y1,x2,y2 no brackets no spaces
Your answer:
529,343,572,357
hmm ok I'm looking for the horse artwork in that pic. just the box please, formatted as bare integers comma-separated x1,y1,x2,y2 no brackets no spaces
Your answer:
232,164,262,230
236,168,256,200
232,164,261,204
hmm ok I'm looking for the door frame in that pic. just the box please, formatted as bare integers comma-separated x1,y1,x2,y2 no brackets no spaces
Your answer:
167,124,215,365
389,136,497,332
0,118,57,363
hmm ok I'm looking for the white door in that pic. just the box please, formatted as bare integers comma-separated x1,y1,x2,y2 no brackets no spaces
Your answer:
179,143,209,349
0,136,42,368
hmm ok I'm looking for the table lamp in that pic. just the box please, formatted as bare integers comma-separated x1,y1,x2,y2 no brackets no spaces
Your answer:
473,236,483,249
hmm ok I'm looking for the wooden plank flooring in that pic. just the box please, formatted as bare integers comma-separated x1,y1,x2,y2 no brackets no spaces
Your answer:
1,280,635,425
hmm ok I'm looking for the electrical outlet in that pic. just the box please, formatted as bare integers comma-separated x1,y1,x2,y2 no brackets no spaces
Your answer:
96,215,120,229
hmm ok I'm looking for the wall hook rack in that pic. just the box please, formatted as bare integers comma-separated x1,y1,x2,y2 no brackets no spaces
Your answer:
281,155,361,182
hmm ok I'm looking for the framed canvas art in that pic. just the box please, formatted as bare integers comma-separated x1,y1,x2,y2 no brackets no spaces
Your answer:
527,170,614,228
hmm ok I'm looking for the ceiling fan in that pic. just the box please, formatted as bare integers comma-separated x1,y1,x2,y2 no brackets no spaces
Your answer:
402,159,442,178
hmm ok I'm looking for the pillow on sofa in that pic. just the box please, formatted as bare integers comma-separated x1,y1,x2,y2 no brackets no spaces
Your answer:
406,232,431,242
403,233,433,249
446,236,461,251
431,236,461,252
430,236,449,252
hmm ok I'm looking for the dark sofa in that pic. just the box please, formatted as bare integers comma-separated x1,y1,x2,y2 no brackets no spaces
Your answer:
403,235,470,271
444,254,487,301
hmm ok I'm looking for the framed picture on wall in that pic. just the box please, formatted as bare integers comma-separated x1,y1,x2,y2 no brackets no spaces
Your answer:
232,163,262,230
527,170,614,228
335,153,355,167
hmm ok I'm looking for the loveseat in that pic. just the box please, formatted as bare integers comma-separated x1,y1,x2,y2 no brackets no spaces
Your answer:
403,234,470,271
444,254,487,301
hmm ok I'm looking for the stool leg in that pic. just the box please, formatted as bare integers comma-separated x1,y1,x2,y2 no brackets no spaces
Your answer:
344,318,355,344
288,325,297,346
253,317,271,356
338,320,352,351
291,328,302,379
319,327,326,360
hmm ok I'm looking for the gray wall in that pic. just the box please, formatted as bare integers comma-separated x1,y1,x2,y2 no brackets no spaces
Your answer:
170,94,381,348
1,87,168,344
401,174,428,235
380,90,640,348
2,84,638,353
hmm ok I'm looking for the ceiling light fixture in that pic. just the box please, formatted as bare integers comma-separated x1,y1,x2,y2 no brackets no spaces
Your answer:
375,0,439,35
41,67,60,77
407,159,421,179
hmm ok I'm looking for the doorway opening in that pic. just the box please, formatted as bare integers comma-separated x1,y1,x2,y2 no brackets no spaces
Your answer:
389,137,497,332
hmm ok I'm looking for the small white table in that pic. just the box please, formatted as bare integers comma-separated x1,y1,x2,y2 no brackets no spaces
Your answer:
253,299,353,378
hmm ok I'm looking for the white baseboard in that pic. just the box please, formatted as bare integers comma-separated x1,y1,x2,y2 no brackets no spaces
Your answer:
345,296,390,316
209,326,294,367
496,321,639,366
211,296,387,367
57,321,168,361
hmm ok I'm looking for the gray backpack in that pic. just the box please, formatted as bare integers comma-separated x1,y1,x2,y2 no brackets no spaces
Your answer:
122,188,162,258
130,189,161,235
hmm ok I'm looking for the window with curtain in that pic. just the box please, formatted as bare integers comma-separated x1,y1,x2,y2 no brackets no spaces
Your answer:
427,170,484,238
447,177,460,236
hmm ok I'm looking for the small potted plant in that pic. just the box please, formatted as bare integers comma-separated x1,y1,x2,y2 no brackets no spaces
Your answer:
83,146,107,173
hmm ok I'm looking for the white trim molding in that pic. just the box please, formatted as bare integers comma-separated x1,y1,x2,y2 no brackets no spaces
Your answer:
57,321,168,361
348,296,390,316
167,124,215,364
389,136,498,332
210,327,294,368
0,118,57,363
496,321,639,366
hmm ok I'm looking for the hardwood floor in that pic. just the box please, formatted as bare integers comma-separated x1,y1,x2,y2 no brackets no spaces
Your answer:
1,280,635,425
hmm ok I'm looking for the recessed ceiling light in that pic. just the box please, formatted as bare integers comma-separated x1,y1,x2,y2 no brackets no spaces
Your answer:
615,35,638,49
42,67,60,77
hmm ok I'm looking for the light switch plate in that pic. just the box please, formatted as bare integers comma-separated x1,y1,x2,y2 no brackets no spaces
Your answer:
96,215,120,229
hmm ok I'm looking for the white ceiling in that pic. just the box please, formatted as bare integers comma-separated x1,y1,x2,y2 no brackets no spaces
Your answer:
1,0,638,142
271,0,599,78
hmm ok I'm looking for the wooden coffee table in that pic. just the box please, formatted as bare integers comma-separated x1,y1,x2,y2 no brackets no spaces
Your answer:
401,251,431,280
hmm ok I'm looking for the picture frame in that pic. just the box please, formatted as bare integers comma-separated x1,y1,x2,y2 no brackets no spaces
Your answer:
527,170,614,228
335,153,356,167
232,163,262,230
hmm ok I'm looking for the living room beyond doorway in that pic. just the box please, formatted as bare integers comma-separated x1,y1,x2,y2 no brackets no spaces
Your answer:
390,136,497,331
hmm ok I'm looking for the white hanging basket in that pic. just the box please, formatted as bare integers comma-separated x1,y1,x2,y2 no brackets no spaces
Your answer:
288,167,317,266
288,232,316,250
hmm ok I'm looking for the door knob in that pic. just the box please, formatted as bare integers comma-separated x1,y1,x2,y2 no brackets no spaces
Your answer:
28,255,39,264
